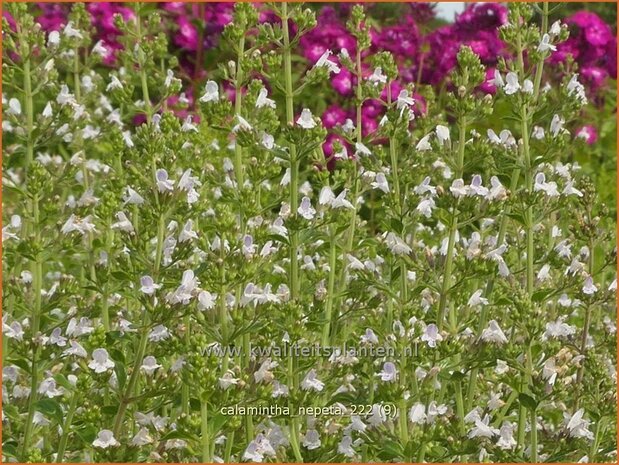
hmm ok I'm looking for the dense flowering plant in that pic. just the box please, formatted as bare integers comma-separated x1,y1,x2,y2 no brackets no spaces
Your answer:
2,2,617,463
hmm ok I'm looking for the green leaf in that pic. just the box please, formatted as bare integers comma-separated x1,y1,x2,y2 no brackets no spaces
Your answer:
115,362,127,391
518,393,538,411
53,374,74,391
101,404,120,416
35,398,64,424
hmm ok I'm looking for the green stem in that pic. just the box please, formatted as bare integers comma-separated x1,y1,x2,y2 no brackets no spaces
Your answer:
56,393,79,462
321,227,337,347
22,40,34,168
530,407,538,462
20,195,42,460
234,37,246,190
112,325,149,438
201,399,211,462
282,5,303,461
454,380,466,437
282,3,299,302
437,116,466,331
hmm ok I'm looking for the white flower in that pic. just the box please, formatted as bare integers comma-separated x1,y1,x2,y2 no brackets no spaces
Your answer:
219,370,240,390
565,409,594,440
496,422,517,450
232,114,252,132
532,126,546,140
534,172,559,197
550,20,562,36
93,430,119,449
384,232,411,255
63,21,83,39
538,33,556,52
487,176,507,201
397,89,415,109
88,348,115,373
368,67,387,85
314,49,340,74
371,173,389,193
106,75,123,92
544,317,576,340
468,290,488,307
522,79,534,94
141,356,161,375
469,415,500,438
331,189,354,209
416,133,432,151
302,429,322,450
582,276,598,295
38,377,63,398
354,142,372,157
409,403,427,424
550,114,565,137
421,323,443,348
7,98,21,115
416,197,436,218
414,176,437,196
3,320,24,341
92,40,108,57
360,328,379,345
199,80,219,103
301,369,324,391
198,291,217,310
298,197,316,220
63,340,87,358
48,30,60,46
297,108,316,129
567,75,587,104
481,320,508,344
155,169,174,193
504,72,520,95
319,186,335,206
435,125,450,144
111,211,134,233
179,219,198,242
140,276,161,295
450,179,468,198
377,362,398,382
61,214,96,235
537,264,552,282
149,324,170,342
261,132,275,149
337,435,356,457
256,87,276,109
493,69,505,88
131,428,153,446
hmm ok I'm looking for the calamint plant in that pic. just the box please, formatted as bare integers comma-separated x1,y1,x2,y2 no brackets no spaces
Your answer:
2,2,616,463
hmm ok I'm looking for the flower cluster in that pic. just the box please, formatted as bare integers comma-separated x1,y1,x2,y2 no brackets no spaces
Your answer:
2,2,617,464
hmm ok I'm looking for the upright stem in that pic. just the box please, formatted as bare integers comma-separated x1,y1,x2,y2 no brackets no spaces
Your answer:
22,35,34,169
21,195,42,460
282,4,299,302
515,23,536,453
56,393,79,462
530,408,538,462
282,5,302,461
437,116,466,330
19,20,38,457
201,398,211,462
331,39,364,339
321,227,337,347
466,2,549,414
233,37,246,190
112,214,164,438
